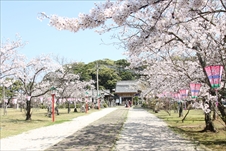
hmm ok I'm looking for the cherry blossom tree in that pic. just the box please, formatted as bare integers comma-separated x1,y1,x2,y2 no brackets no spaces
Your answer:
0,35,26,83
39,0,226,131
1,78,16,115
44,64,94,114
15,54,62,120
0,35,26,114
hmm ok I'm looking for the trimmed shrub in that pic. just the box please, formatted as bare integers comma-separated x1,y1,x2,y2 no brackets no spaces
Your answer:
103,103,108,108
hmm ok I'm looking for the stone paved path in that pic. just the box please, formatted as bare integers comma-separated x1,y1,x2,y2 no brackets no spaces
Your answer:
0,107,209,151
46,107,128,151
0,108,117,151
114,108,205,151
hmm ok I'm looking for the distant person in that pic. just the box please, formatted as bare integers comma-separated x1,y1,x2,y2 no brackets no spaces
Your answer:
125,100,128,108
116,99,119,106
129,100,132,107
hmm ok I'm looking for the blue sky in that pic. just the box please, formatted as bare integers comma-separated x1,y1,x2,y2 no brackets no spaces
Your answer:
1,0,126,64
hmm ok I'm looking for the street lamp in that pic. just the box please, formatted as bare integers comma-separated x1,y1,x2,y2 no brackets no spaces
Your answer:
50,86,56,122
205,65,224,106
96,63,101,109
190,83,201,99
97,94,100,110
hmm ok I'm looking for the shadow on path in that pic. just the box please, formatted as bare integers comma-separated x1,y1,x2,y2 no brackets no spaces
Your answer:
46,107,128,151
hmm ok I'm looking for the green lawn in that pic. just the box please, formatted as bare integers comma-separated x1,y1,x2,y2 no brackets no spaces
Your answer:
0,107,99,139
148,109,226,151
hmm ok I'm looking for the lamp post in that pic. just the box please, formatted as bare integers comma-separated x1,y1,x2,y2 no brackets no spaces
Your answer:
97,94,100,110
204,65,224,106
96,63,101,109
96,63,99,98
50,86,56,122
85,98,88,113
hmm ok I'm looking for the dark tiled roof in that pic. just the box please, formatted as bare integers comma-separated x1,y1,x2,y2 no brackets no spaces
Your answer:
115,80,138,93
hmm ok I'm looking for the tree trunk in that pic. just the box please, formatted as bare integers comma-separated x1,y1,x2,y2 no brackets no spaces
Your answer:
178,102,183,117
182,109,190,123
67,101,70,113
154,102,159,113
182,104,192,123
74,101,77,112
164,110,171,116
201,100,217,132
164,99,171,115
212,102,218,121
217,97,226,125
25,100,32,120
174,102,178,113
20,103,23,112
3,102,8,115
55,107,59,115
202,111,217,132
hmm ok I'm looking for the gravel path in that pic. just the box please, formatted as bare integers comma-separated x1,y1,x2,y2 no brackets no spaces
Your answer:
0,108,117,151
114,108,205,151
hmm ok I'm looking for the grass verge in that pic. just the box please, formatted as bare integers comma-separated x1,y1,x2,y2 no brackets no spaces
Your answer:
148,109,226,151
0,107,99,139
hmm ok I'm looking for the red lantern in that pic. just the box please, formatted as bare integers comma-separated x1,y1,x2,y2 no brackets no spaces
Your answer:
190,83,201,99
173,93,180,100
179,89,189,99
204,65,223,88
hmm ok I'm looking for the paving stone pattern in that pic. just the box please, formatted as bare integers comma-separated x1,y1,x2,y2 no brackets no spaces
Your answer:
46,107,129,151
114,108,206,151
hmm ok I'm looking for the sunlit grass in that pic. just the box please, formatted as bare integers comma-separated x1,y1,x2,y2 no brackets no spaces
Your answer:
0,107,99,139
149,109,226,151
